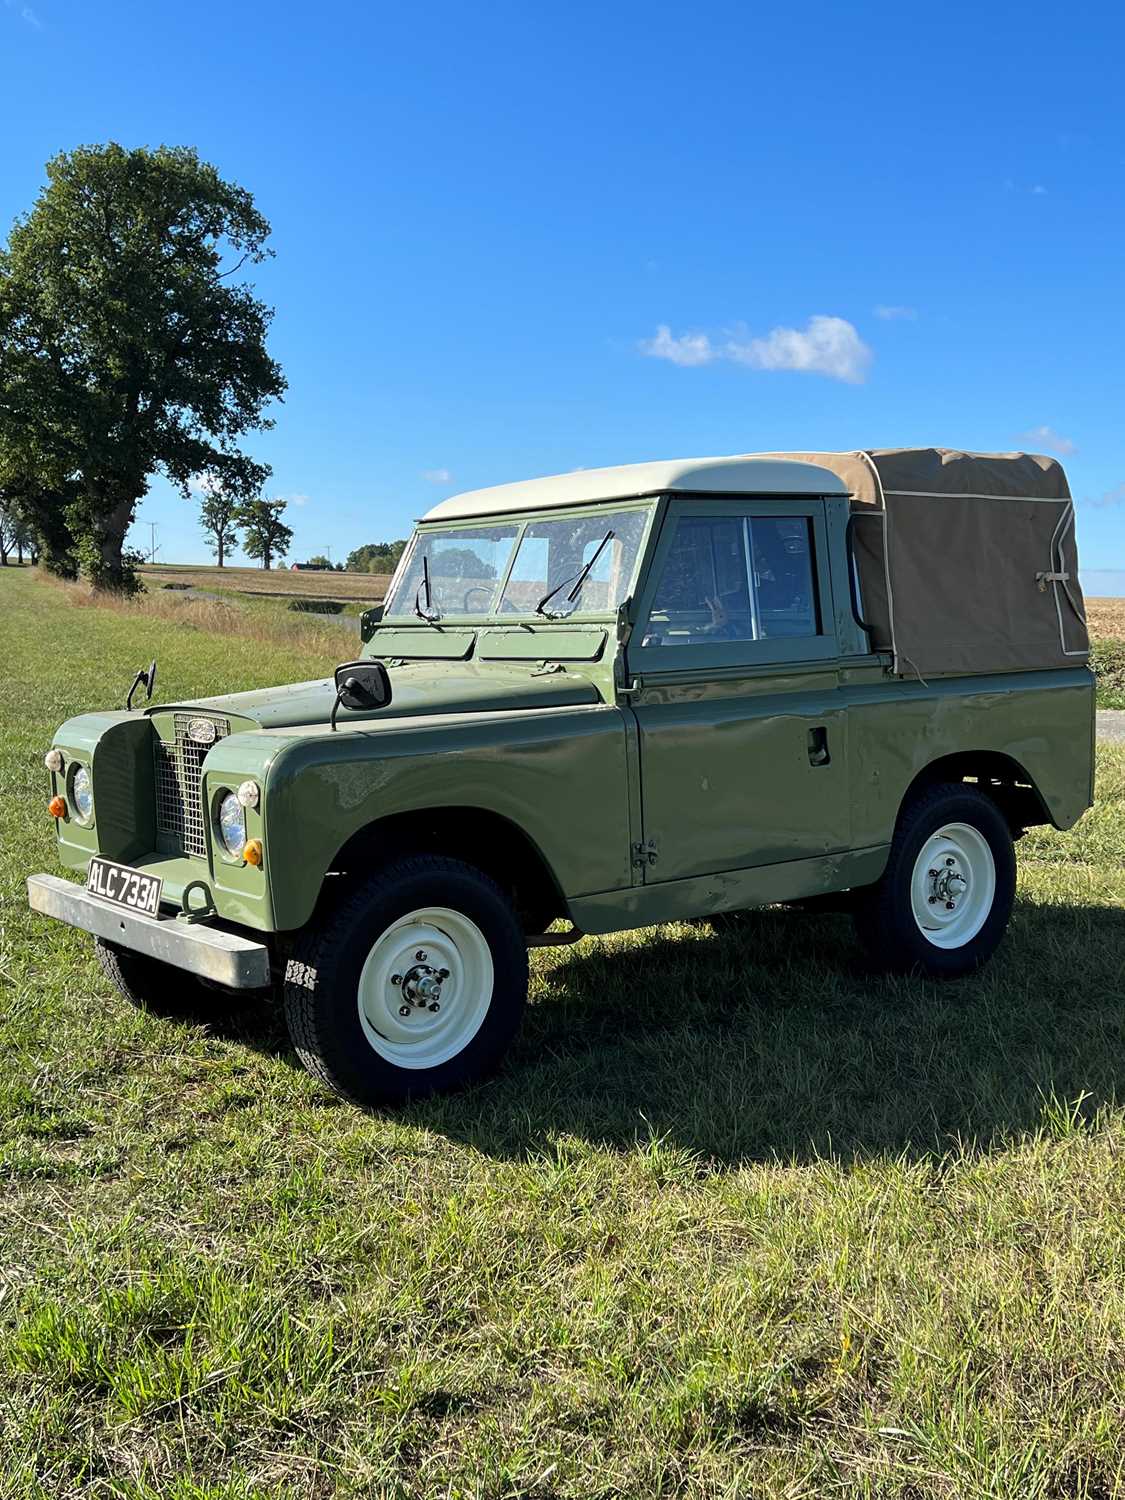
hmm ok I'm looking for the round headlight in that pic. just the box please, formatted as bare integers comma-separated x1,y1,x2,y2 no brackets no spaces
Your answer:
71,765,93,822
217,792,247,858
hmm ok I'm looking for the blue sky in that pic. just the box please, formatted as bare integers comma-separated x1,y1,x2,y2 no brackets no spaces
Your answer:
2,0,1123,590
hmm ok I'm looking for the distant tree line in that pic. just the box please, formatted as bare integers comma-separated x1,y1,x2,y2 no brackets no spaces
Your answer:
0,143,285,592
345,540,408,574
0,497,37,564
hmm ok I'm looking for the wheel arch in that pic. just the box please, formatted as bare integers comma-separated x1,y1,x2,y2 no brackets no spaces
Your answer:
326,806,569,934
900,750,1052,835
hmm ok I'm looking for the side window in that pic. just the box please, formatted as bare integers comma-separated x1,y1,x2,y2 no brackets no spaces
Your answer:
642,513,820,648
749,518,819,638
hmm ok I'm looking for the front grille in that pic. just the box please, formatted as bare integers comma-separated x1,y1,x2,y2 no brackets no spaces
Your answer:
154,713,231,856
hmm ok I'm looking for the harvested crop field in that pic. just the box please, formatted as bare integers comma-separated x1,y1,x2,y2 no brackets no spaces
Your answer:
1088,596,1125,640
138,563,392,602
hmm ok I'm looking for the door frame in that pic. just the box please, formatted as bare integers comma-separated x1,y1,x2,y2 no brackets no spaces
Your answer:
624,493,839,676
620,492,847,886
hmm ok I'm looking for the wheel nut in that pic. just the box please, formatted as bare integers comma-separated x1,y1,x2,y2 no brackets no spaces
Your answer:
928,869,939,878
928,895,937,903
416,950,427,961
398,1005,411,1017
391,973,402,986
946,901,955,910
438,968,450,979
946,857,955,866
429,1002,440,1013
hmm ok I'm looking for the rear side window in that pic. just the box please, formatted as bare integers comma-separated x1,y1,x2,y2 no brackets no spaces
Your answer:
642,515,820,647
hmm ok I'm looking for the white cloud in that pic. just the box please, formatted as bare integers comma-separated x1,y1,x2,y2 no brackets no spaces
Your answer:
6,0,40,22
638,325,714,367
1032,184,1048,195
874,304,917,321
422,468,453,484
4,0,42,24
1020,425,1077,457
278,492,310,507
1089,483,1125,509
726,315,872,384
641,315,872,384
188,472,219,496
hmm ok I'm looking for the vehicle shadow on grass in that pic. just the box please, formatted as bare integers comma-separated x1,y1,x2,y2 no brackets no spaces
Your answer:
209,897,1125,1167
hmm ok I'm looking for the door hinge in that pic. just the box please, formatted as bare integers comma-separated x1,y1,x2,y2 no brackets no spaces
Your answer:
631,838,659,869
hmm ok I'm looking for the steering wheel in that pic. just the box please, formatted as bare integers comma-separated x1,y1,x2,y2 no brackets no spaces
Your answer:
462,585,493,611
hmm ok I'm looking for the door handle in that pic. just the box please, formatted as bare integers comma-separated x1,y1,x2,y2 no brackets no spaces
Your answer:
807,726,830,767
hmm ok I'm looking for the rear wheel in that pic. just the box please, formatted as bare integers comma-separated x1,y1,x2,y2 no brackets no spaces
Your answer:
282,854,528,1107
853,783,1016,977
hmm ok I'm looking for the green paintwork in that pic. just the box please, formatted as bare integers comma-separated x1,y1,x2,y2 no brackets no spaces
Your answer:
366,628,476,659
178,661,603,730
476,628,608,661
42,490,1096,948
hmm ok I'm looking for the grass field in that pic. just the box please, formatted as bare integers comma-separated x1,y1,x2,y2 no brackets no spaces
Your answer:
3,564,1125,1499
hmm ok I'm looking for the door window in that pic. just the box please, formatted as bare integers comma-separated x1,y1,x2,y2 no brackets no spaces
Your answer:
641,515,820,647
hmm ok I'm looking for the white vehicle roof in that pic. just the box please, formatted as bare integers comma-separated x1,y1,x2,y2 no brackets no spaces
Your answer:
423,455,849,522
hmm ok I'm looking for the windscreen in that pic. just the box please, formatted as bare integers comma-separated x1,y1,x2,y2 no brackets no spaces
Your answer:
383,526,519,618
383,506,651,620
498,508,649,616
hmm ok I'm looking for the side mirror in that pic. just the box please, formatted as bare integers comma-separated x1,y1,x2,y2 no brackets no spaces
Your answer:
330,660,392,730
125,658,158,711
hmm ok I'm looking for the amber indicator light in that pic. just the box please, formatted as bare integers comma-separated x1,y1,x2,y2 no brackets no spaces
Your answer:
48,796,66,819
243,839,263,867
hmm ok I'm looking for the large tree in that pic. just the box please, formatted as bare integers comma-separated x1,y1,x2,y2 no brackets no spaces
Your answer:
199,489,240,567
238,497,292,570
0,143,285,590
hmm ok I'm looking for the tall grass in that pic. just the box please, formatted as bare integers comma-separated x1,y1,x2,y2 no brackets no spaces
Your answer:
36,569,359,663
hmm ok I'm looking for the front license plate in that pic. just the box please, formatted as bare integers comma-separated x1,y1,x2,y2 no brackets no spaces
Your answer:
87,857,163,918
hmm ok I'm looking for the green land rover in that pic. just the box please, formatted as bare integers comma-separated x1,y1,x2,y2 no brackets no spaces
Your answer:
28,448,1094,1106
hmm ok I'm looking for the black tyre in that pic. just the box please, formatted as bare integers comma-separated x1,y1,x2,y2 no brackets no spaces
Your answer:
93,937,221,1015
282,854,528,1107
852,783,1016,978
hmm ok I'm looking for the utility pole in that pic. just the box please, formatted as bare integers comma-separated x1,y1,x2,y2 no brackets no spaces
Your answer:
148,522,159,563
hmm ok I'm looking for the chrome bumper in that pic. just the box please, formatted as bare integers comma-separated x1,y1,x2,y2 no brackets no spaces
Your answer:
27,873,271,990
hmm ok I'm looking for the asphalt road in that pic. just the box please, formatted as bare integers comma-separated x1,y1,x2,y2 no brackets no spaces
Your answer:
1098,710,1125,743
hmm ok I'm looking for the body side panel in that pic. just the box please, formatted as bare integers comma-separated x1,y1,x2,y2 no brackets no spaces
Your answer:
571,845,889,934
843,664,1095,840
259,704,632,931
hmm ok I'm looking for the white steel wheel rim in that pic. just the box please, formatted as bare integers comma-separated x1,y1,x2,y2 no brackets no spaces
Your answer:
357,907,493,1069
910,823,996,950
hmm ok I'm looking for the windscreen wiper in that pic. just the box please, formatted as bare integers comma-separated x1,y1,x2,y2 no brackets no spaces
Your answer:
535,530,615,619
413,553,442,622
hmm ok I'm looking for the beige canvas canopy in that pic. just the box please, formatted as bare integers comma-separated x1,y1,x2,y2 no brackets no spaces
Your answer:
764,448,1089,677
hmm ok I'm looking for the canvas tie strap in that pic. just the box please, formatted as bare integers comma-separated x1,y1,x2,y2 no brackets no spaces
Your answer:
1036,569,1070,592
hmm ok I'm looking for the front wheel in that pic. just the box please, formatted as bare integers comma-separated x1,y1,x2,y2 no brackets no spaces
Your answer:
93,937,222,1015
282,855,528,1107
852,783,1016,977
